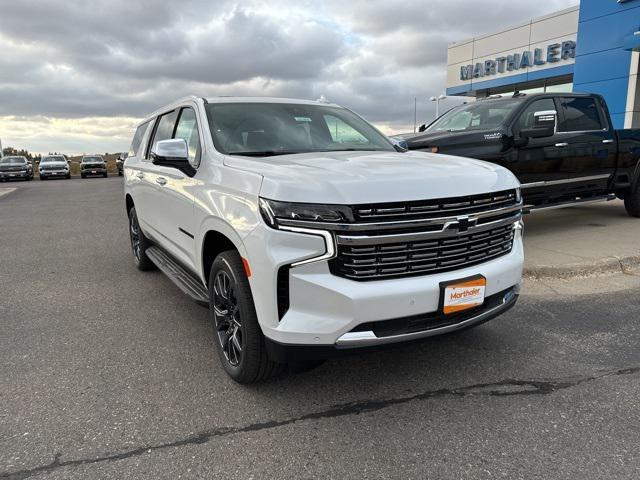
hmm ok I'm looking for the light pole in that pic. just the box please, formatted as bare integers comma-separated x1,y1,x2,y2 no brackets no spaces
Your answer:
430,94,447,119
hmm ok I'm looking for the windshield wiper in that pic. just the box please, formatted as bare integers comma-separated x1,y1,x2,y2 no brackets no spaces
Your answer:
227,150,305,157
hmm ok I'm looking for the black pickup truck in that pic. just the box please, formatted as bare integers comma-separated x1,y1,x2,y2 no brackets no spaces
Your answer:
404,93,640,217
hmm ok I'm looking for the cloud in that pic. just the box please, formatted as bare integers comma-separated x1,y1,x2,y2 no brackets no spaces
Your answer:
0,0,578,153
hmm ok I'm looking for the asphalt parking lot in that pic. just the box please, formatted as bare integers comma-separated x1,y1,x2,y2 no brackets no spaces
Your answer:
1,178,640,479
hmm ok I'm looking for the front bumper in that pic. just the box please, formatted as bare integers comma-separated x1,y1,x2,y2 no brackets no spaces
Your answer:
40,170,68,177
81,167,107,175
244,222,524,348
0,171,30,179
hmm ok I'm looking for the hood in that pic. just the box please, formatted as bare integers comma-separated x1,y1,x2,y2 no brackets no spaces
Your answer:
0,163,27,170
404,128,508,151
223,150,518,204
40,162,67,167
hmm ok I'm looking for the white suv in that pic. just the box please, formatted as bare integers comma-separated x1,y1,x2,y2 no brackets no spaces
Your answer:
124,96,524,383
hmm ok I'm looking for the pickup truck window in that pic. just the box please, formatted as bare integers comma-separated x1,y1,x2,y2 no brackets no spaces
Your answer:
0,157,27,164
557,97,604,132
425,99,521,133
174,107,201,167
517,99,556,130
205,103,395,156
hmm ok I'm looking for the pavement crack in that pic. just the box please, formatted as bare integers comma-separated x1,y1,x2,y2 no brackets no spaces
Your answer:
2,366,639,479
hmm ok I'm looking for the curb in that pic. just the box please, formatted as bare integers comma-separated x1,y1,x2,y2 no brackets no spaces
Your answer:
523,255,640,279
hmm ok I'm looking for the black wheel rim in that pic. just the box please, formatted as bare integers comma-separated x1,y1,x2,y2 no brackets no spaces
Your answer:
213,270,243,367
129,213,141,261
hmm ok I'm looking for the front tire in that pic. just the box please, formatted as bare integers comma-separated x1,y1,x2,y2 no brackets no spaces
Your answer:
624,183,640,217
128,206,155,271
209,251,283,383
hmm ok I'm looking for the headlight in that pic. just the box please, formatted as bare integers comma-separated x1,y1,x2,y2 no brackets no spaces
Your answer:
259,198,353,228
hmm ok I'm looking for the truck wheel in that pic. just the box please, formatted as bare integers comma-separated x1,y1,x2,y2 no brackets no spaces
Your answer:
209,250,283,383
128,206,155,271
624,184,640,217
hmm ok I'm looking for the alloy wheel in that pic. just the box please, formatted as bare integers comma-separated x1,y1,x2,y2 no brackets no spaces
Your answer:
212,270,243,366
129,213,141,261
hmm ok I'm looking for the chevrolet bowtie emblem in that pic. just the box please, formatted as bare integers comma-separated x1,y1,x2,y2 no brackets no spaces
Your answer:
455,215,478,232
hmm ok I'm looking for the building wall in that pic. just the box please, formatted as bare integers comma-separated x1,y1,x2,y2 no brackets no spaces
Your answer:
572,0,640,128
446,7,579,96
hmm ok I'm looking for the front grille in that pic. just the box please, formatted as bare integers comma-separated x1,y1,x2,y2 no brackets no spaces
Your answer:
83,164,103,169
332,223,515,280
354,190,517,222
327,189,521,281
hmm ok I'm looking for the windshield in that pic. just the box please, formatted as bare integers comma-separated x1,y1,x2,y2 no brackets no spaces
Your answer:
205,103,395,157
425,99,522,133
0,156,27,164
42,156,66,163
82,156,103,162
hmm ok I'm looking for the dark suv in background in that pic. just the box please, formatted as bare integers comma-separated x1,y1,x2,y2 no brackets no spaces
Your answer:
80,155,107,178
0,156,34,181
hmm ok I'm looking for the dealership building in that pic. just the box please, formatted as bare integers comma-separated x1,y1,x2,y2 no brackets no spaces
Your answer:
446,0,640,129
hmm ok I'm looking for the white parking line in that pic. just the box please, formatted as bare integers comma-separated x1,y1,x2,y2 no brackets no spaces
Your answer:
0,187,16,198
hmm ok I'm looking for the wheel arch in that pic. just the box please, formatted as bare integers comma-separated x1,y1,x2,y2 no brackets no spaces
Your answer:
201,229,243,288
125,193,134,216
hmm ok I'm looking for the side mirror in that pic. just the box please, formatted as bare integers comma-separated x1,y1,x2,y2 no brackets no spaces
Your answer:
520,110,556,139
418,124,427,133
150,139,194,175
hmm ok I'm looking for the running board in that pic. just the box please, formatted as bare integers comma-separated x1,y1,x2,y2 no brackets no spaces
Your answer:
146,246,209,306
523,194,617,214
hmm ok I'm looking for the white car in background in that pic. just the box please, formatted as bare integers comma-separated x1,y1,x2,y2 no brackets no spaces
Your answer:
124,96,524,383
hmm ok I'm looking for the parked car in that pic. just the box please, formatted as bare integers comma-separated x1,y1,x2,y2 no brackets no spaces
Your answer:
124,96,524,383
80,155,107,178
39,155,70,180
0,156,34,181
403,93,640,217
116,152,126,176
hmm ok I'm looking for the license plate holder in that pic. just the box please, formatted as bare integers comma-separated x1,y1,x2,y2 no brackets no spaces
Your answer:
439,275,486,315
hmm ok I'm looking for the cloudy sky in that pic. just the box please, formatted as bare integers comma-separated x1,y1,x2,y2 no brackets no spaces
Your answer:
0,0,577,155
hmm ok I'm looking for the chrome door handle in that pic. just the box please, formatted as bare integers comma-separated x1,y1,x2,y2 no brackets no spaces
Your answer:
555,142,569,148
136,172,144,179
602,139,614,144
156,177,167,186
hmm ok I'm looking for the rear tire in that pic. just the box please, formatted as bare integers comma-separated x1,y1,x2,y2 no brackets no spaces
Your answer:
624,183,640,218
128,206,155,271
209,250,283,384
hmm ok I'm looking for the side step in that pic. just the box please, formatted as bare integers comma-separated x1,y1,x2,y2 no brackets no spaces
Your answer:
523,193,617,214
146,246,209,306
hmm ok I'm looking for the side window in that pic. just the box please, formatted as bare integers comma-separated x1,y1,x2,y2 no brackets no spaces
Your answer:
174,107,201,167
148,110,179,158
516,99,557,131
128,121,152,158
323,115,369,144
558,97,604,132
